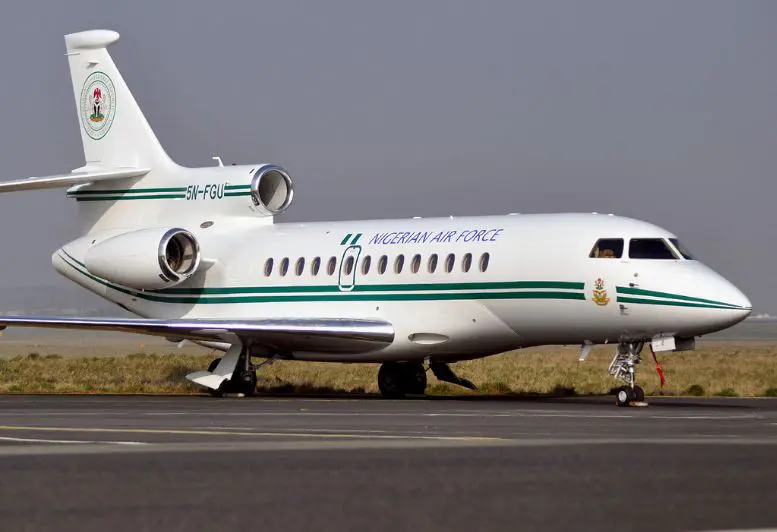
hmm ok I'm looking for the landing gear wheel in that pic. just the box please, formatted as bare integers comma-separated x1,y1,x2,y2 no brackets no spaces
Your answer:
234,367,258,396
633,385,645,403
378,363,406,398
615,386,635,407
204,357,256,397
403,364,427,395
378,363,428,398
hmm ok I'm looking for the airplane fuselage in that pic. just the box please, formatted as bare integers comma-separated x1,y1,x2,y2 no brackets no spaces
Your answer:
53,211,752,363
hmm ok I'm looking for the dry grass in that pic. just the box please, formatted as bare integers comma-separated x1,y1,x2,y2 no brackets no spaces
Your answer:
0,341,776,397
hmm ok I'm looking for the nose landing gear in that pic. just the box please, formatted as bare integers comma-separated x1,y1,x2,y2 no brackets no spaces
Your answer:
609,341,647,407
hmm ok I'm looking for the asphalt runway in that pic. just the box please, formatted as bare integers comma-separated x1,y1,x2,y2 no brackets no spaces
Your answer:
0,395,776,531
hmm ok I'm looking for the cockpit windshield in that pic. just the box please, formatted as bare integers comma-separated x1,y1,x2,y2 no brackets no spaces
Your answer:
589,238,624,258
629,238,678,260
669,238,695,260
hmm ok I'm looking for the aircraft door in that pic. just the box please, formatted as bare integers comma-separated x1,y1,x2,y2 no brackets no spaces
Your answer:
587,237,627,315
338,245,361,291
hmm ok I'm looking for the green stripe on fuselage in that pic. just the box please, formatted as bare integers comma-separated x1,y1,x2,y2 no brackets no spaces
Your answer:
616,286,743,309
74,194,186,202
153,280,585,296
616,296,742,310
57,252,585,305
68,187,188,196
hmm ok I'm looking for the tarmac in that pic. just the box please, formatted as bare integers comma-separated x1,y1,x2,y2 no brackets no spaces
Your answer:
0,394,776,531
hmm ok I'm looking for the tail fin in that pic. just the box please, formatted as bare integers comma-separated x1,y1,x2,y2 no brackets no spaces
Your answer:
65,30,174,169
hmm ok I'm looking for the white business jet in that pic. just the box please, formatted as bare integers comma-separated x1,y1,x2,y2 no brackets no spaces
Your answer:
0,30,752,406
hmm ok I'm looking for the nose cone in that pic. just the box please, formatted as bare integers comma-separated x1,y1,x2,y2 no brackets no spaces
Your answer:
723,285,752,326
703,270,752,332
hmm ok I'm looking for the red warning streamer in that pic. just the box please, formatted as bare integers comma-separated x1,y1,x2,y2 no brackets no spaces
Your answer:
650,345,666,389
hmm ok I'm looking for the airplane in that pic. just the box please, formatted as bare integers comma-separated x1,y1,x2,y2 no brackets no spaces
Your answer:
0,29,752,407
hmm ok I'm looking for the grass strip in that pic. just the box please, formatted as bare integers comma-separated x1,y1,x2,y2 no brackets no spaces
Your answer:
0,344,776,397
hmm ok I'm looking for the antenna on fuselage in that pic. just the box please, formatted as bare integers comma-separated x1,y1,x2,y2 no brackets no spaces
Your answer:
212,156,224,167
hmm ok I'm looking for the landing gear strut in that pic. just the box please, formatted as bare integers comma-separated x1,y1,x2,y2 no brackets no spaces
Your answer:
378,362,427,398
202,348,256,397
206,354,257,397
609,341,646,407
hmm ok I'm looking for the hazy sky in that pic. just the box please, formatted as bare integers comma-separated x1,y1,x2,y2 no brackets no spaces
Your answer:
0,1,775,310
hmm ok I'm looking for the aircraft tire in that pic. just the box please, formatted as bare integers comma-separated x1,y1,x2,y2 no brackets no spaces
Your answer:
235,368,258,397
204,357,256,397
403,363,427,395
615,386,635,407
633,385,645,403
378,363,407,399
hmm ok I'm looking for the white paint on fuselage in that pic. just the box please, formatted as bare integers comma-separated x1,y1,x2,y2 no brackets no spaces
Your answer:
53,212,751,363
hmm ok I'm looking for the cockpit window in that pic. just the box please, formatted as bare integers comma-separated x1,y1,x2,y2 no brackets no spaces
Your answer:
589,238,624,258
669,238,695,260
629,238,678,260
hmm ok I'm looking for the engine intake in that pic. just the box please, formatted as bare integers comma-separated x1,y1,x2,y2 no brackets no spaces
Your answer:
250,164,294,215
85,227,201,290
158,229,200,283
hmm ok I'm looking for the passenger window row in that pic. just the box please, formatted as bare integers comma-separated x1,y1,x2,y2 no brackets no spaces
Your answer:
264,252,491,277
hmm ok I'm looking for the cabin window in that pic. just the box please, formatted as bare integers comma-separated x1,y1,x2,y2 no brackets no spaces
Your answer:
327,256,337,275
344,256,355,275
378,255,388,274
462,253,472,273
629,238,678,260
479,252,490,272
411,254,421,273
295,257,305,276
428,253,438,273
444,253,455,273
589,238,624,258
669,238,695,260
361,255,372,275
279,257,289,276
394,254,405,274
311,257,321,276
264,258,274,277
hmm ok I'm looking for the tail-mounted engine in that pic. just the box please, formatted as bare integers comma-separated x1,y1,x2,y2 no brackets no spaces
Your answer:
250,164,294,216
84,228,201,290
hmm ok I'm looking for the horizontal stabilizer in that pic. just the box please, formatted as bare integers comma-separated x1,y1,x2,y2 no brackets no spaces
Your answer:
0,316,395,354
0,167,149,194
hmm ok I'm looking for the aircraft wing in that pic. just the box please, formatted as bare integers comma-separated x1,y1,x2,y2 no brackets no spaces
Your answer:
0,167,150,193
0,316,394,354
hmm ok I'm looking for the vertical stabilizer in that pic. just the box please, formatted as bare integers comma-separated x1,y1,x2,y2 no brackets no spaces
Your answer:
64,30,174,169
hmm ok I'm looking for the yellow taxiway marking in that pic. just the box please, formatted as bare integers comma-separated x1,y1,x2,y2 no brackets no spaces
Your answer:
0,425,506,442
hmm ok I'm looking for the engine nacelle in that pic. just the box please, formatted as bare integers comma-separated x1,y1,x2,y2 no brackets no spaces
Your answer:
250,164,294,216
85,228,201,290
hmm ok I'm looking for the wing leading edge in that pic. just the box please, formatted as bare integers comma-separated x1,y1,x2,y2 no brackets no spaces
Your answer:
0,167,150,194
0,316,395,354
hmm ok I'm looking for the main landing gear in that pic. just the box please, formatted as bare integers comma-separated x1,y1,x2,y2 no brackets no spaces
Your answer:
378,362,427,398
206,352,257,397
377,361,477,398
186,343,258,397
609,341,646,407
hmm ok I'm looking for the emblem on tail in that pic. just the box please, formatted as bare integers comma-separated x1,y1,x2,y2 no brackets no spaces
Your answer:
79,71,116,140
